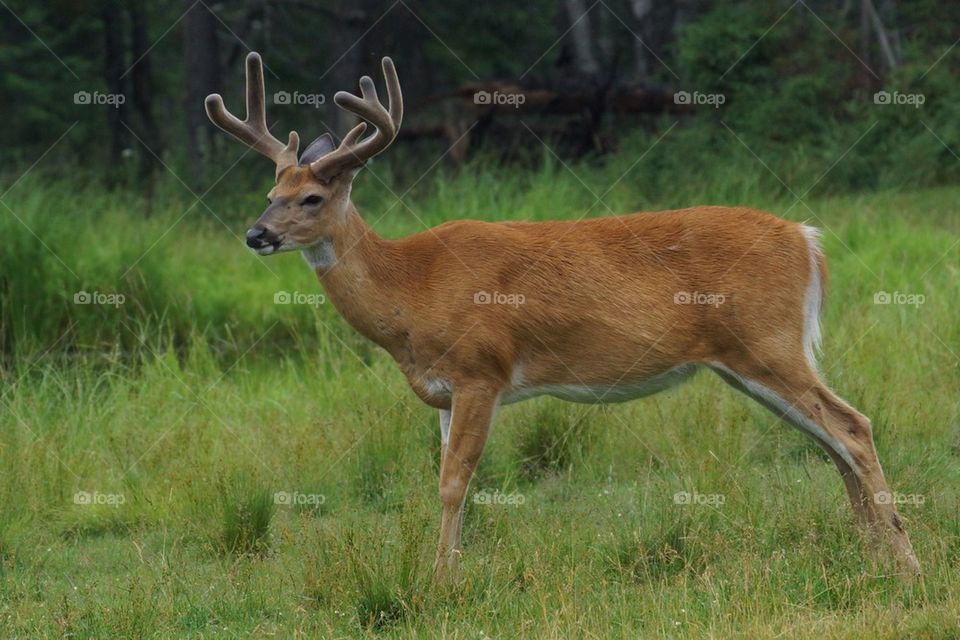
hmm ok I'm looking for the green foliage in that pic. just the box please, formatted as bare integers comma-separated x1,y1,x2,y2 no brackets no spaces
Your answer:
671,0,960,194
515,402,594,480
1,2,960,633
0,177,957,634
3,0,957,183
220,479,275,557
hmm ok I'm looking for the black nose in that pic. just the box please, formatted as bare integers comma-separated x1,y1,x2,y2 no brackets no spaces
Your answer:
246,226,271,249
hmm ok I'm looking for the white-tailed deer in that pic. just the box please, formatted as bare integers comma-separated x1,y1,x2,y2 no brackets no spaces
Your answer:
206,53,920,580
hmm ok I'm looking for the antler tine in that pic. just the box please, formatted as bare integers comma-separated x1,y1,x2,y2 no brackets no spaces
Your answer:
205,52,299,179
244,51,270,135
310,57,403,181
381,57,403,129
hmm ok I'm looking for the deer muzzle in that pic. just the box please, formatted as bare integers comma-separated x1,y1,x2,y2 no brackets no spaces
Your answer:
245,224,280,253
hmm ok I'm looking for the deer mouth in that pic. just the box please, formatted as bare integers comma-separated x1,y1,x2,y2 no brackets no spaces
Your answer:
254,234,307,255
254,240,281,256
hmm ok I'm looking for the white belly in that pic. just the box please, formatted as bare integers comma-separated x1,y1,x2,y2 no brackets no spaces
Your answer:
500,364,698,405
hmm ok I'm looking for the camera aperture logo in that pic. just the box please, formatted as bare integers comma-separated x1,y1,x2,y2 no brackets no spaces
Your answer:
674,290,725,307
74,290,125,307
473,290,525,308
673,490,725,506
73,491,125,506
873,90,924,108
74,90,126,108
273,91,326,108
274,491,326,506
274,290,326,307
873,290,924,307
473,488,525,506
874,491,924,506
674,90,725,108
474,90,526,109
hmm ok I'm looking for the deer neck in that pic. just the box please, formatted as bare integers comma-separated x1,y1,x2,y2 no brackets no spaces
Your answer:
301,205,410,349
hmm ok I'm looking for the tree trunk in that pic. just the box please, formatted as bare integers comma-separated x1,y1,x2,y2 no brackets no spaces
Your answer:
671,0,698,41
863,0,899,72
630,0,654,80
182,0,221,182
325,3,371,138
859,0,874,89
129,2,163,188
564,0,600,78
101,1,128,165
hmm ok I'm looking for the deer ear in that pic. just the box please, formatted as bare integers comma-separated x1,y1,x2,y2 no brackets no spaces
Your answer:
299,133,337,165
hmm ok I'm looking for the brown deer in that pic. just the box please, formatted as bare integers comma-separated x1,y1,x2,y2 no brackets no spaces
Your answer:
205,53,920,580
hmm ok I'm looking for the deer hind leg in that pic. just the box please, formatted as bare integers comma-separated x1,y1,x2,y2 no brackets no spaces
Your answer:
710,360,920,576
710,366,874,530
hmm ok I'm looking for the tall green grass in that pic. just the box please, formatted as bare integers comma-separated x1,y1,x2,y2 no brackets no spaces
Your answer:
0,137,958,636
4,114,959,357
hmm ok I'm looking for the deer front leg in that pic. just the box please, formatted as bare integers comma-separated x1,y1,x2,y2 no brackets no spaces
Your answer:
438,408,451,470
434,383,498,582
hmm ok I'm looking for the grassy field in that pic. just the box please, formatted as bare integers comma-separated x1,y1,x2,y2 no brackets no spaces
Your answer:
1,152,959,637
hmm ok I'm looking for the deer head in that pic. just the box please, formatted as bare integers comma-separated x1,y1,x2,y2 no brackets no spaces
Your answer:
205,52,403,256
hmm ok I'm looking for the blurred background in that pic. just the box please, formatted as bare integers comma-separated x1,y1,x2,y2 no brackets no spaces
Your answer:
4,0,959,176
2,3,959,635
1,0,958,356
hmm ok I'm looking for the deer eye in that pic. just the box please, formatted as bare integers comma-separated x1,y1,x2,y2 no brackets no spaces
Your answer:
302,195,323,206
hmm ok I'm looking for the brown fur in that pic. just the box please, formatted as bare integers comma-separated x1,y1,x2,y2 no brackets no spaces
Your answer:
208,55,920,582
310,202,808,403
